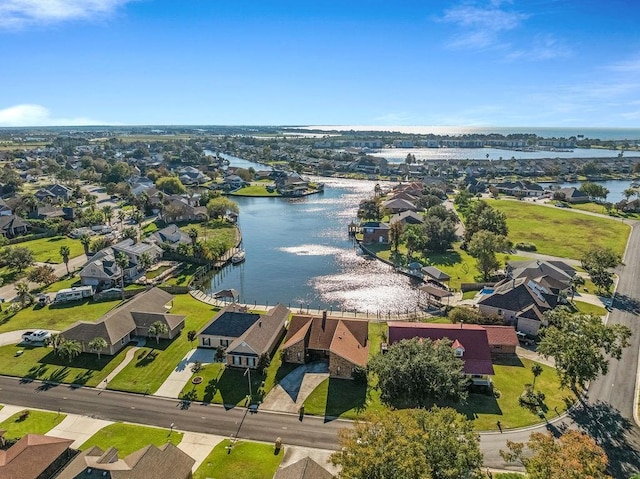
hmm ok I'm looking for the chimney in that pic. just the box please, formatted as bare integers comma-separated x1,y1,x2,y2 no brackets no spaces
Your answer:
322,310,327,331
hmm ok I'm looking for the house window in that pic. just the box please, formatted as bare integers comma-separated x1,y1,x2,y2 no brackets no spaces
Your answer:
454,348,464,357
249,357,256,367
337,366,341,375
497,309,503,316
232,355,239,366
220,339,229,347
203,338,210,346
121,337,126,345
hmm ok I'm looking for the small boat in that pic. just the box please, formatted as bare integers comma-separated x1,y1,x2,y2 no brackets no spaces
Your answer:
231,250,246,264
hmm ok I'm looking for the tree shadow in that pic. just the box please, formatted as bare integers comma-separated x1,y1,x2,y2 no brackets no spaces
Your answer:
568,400,640,478
135,350,158,367
427,250,462,267
611,294,640,314
323,378,367,422
451,391,503,420
492,355,524,367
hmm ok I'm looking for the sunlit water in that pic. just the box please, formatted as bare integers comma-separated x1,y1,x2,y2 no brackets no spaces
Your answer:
204,174,423,314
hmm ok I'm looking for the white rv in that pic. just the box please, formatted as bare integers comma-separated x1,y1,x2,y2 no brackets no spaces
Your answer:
54,286,94,303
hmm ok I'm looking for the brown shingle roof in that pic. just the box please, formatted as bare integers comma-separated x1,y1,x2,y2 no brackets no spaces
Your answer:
482,325,519,347
0,434,73,479
274,457,334,479
329,320,369,367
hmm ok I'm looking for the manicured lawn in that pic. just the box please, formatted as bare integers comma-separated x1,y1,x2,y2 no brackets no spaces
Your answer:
374,243,528,291
573,300,608,316
193,439,284,479
145,265,171,279
462,289,480,300
0,410,66,440
489,200,630,259
180,333,298,405
368,322,385,359
180,222,237,247
230,185,280,197
80,423,182,456
162,263,199,286
142,222,159,236
107,294,218,394
0,298,121,334
21,236,85,263
303,356,571,431
570,202,640,219
0,343,134,387
44,275,81,292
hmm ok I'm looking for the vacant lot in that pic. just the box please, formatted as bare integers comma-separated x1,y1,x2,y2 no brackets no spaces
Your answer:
21,236,85,263
230,185,280,196
490,200,630,259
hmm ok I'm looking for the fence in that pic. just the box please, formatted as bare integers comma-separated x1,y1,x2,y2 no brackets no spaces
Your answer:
460,282,496,292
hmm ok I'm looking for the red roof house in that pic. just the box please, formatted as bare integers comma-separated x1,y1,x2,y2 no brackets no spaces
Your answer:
387,322,494,383
483,325,519,356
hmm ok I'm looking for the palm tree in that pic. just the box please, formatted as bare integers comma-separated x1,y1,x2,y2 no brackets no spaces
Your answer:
132,210,144,230
139,252,153,273
15,281,32,307
58,339,82,363
88,337,108,360
59,245,71,275
117,210,127,229
45,333,64,353
101,205,113,225
187,227,198,243
531,364,543,390
187,330,197,348
79,234,91,256
148,321,169,344
115,252,129,300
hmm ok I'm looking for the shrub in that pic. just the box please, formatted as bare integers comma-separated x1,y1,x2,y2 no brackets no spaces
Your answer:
351,366,368,384
515,242,537,251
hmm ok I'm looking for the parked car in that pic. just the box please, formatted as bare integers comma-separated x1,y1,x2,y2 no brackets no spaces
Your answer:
21,330,51,343
516,331,534,346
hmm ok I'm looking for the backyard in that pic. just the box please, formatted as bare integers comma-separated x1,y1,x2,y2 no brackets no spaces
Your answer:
229,184,280,197
193,439,284,479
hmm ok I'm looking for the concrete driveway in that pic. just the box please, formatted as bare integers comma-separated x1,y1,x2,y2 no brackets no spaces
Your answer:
154,348,216,398
0,329,60,347
261,362,329,413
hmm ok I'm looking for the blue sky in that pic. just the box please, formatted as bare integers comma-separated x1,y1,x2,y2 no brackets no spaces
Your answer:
0,0,639,127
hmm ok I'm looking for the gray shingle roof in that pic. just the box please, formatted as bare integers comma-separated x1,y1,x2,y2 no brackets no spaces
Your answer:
227,304,290,356
199,305,261,337
274,457,334,479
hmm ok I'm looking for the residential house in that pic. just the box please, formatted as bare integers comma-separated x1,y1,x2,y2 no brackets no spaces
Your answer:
281,312,369,379
34,183,72,202
387,322,494,386
506,259,575,294
477,277,559,336
0,198,12,216
493,181,545,197
389,210,424,226
381,198,418,214
555,187,589,203
359,221,389,244
147,224,192,250
386,191,419,203
79,250,123,288
197,304,290,369
177,166,210,185
0,432,74,479
28,205,75,221
223,175,246,190
61,288,185,355
0,214,30,238
111,239,163,278
161,197,208,223
55,443,195,479
274,457,335,479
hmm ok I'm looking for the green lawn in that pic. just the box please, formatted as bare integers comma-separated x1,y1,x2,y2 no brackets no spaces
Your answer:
489,200,630,259
0,343,134,387
230,185,280,197
44,275,81,292
21,236,85,263
573,300,608,316
162,263,199,287
80,423,183,456
0,298,121,334
180,333,298,405
303,356,571,431
107,294,218,394
180,222,237,247
570,202,640,219
462,290,480,300
194,439,284,479
145,265,171,279
0,410,66,440
374,243,528,290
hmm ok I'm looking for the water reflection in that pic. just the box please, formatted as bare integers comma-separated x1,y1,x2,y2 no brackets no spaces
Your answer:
204,176,423,314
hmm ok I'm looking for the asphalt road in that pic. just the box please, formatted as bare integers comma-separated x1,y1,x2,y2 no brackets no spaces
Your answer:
0,376,343,450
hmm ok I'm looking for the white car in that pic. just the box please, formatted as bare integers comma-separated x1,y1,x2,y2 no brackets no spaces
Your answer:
21,330,51,343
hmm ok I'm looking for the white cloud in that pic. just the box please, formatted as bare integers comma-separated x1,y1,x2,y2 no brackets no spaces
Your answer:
0,0,135,29
605,57,640,73
0,104,108,126
440,2,528,49
506,34,571,61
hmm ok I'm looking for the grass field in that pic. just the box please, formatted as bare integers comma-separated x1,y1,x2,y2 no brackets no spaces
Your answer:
489,200,630,259
0,297,121,334
570,202,640,219
21,236,85,263
0,410,66,440
80,423,183,456
303,356,570,431
229,185,280,197
193,439,284,479
0,343,133,387
107,294,218,394
573,300,608,316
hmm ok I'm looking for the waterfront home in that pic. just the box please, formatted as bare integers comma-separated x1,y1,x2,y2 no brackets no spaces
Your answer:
147,223,193,250
389,210,424,226
493,180,545,197
61,288,185,356
555,187,589,203
197,304,290,369
483,325,519,356
160,196,208,223
56,443,195,479
281,312,369,380
80,250,124,289
381,197,418,214
477,277,559,336
359,221,390,244
387,322,494,386
506,259,575,294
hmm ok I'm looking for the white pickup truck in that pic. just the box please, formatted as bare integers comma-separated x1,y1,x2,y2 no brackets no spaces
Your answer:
21,330,51,343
